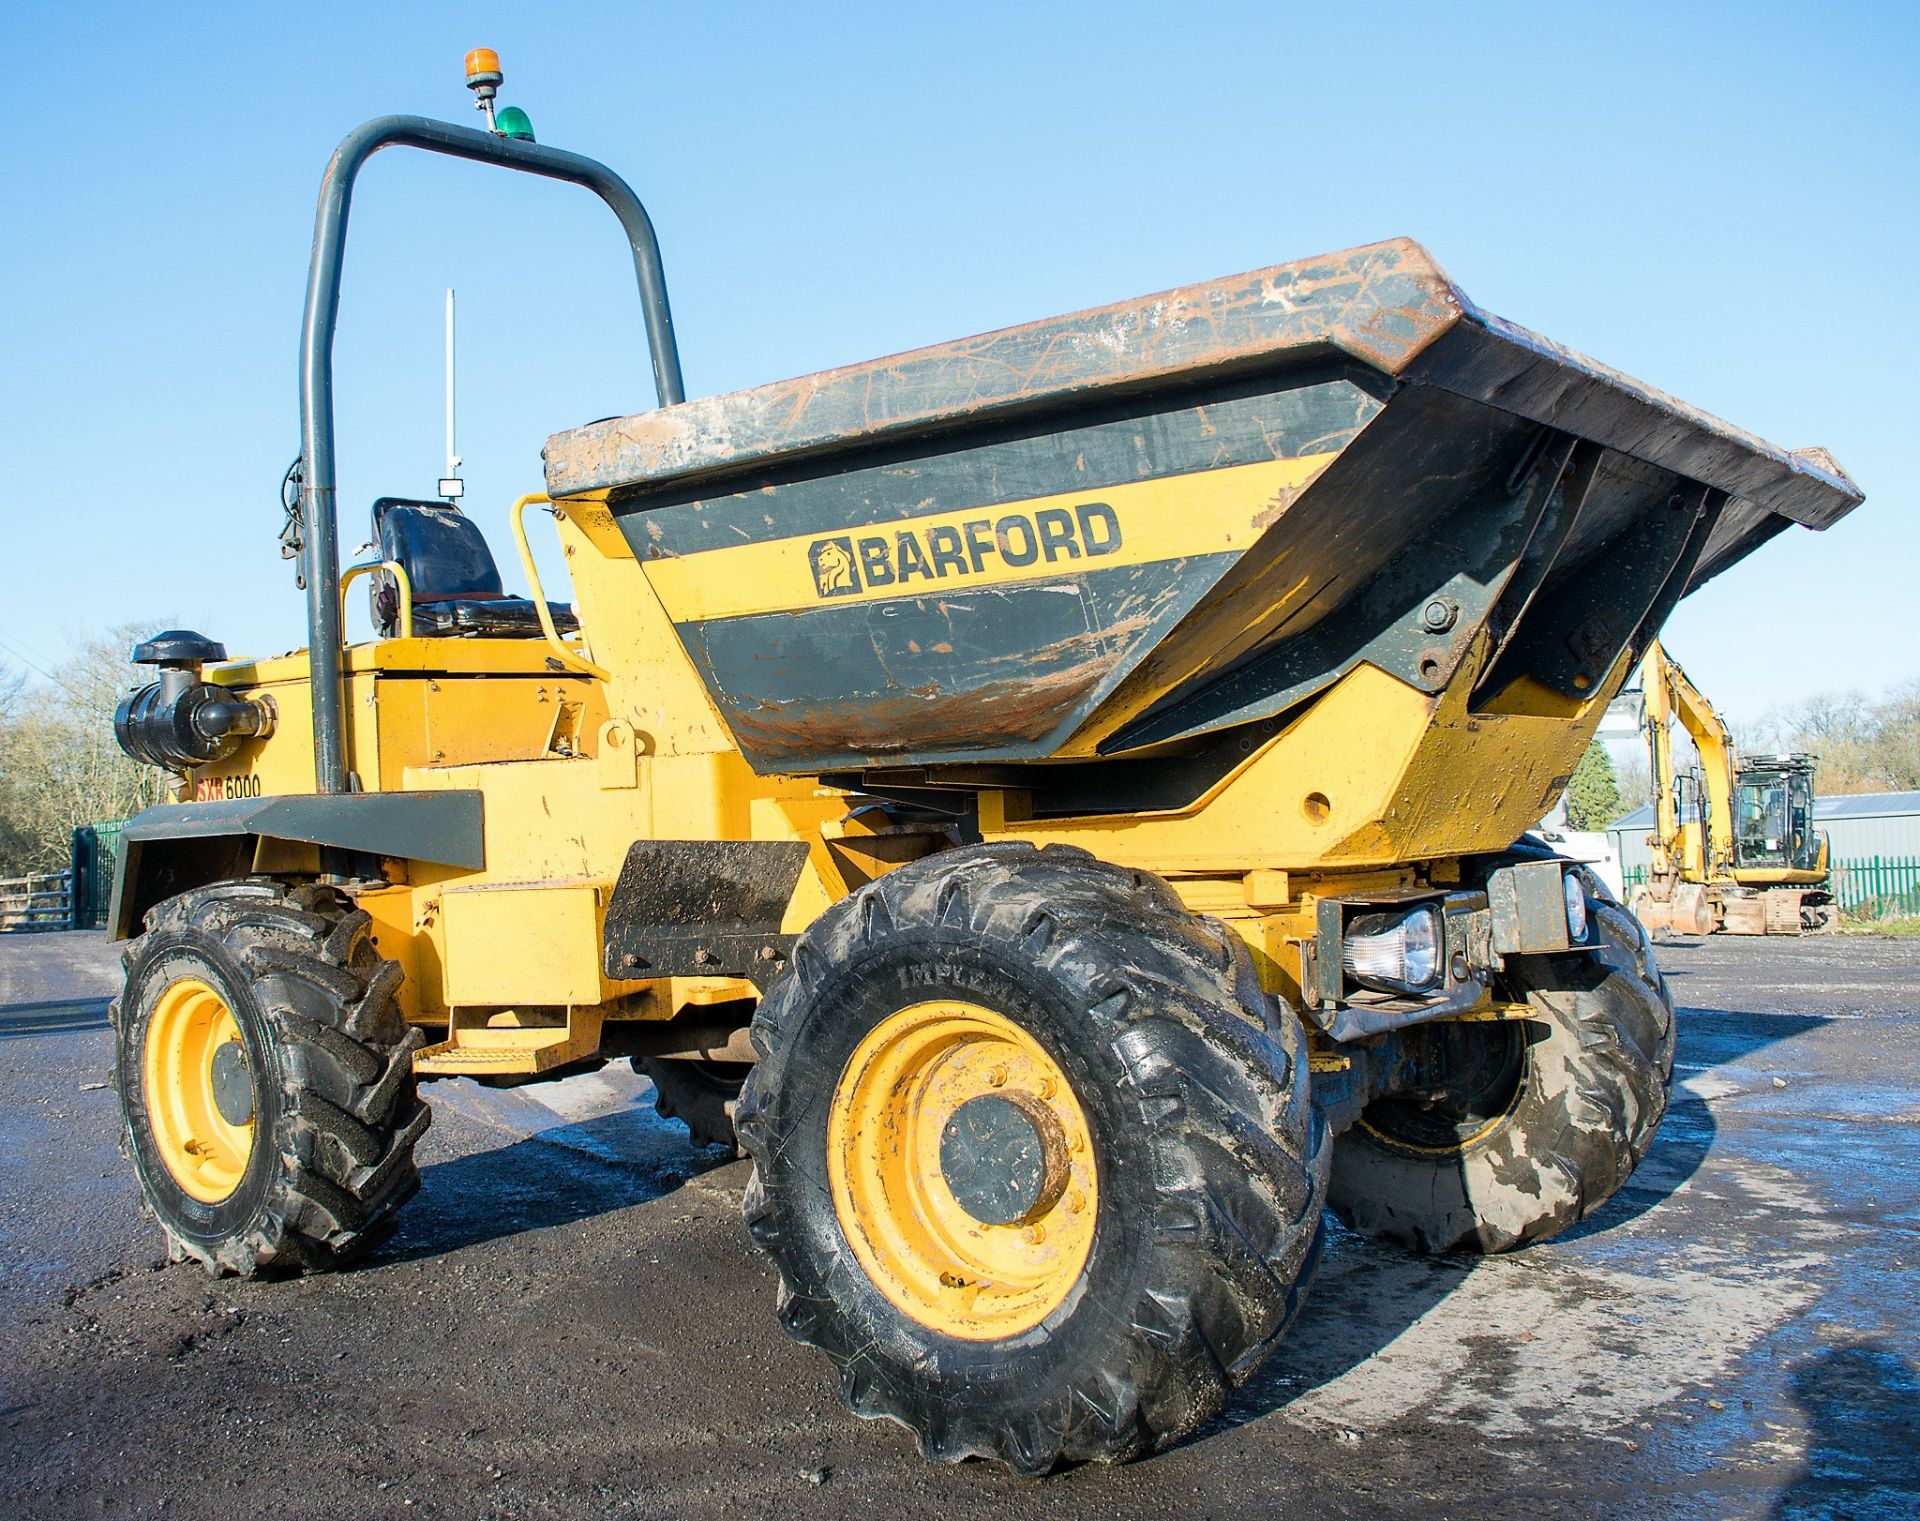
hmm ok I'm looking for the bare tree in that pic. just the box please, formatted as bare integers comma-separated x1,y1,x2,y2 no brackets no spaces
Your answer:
0,627,170,875
1614,754,1652,814
1751,682,1920,795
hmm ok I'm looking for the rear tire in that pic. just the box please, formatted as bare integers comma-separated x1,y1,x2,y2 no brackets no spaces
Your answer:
1329,872,1673,1254
112,880,429,1275
633,1057,747,1152
736,843,1327,1473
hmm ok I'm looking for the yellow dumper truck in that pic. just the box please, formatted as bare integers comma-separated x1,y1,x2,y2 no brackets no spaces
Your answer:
106,58,1862,1473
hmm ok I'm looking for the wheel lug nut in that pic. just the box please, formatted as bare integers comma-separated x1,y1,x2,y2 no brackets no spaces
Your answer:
986,1065,1007,1088
1021,1224,1045,1245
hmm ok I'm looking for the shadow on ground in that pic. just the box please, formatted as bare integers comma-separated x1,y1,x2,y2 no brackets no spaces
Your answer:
378,1101,736,1265
1774,1343,1920,1518
1559,1007,1828,1243
0,996,111,1041
17,939,1862,1498
365,994,1839,1459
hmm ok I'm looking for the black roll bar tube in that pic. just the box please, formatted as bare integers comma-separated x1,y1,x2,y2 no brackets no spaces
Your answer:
298,114,685,796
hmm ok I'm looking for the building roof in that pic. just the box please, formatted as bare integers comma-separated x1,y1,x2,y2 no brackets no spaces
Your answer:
1816,790,1920,820
1608,789,1920,833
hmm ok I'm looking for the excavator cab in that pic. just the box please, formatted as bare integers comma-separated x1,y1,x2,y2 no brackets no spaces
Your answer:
1733,757,1826,874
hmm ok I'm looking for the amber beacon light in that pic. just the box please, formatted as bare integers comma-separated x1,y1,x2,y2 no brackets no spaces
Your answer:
464,48,504,131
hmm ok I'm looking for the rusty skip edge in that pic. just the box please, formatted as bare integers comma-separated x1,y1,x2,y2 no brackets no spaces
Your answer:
542,237,1862,533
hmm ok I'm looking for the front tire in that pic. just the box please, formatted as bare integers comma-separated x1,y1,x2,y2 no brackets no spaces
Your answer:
736,843,1326,1473
1329,874,1673,1254
113,880,430,1275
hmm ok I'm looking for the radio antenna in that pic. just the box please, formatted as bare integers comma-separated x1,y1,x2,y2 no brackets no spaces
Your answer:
438,288,463,501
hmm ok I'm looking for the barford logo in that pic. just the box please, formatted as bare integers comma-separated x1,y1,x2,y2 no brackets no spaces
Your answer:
809,537,859,597
806,503,1120,600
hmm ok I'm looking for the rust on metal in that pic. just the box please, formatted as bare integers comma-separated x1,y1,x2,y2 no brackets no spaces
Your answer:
544,237,1860,531
544,239,1464,499
719,629,1138,764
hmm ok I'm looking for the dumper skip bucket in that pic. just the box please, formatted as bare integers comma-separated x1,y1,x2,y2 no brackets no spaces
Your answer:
543,239,1860,776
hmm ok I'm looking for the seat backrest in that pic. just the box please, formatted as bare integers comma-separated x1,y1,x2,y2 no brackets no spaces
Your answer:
372,498,505,603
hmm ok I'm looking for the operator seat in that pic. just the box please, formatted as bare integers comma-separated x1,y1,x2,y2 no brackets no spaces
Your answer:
369,498,580,639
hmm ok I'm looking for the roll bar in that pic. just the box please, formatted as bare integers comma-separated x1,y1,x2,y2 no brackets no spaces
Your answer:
298,114,684,795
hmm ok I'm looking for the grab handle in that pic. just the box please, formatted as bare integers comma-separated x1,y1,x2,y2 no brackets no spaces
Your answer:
512,493,610,680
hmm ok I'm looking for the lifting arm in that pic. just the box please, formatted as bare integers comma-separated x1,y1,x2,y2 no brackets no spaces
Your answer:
1643,642,1679,881
1642,640,1738,883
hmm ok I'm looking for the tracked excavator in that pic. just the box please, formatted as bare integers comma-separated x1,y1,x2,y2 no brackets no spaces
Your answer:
1631,639,1835,936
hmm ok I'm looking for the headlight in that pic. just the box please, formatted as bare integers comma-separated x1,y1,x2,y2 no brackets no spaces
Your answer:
1342,905,1443,994
1564,872,1589,943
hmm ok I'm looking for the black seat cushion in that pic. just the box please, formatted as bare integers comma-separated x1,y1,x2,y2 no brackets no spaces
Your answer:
408,597,579,638
369,497,578,640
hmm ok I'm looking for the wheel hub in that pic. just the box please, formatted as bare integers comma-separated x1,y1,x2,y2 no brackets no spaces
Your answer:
1360,1020,1527,1155
939,1093,1067,1226
210,1040,254,1127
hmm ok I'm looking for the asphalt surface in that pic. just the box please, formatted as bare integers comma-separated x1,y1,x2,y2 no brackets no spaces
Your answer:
1,930,1915,1519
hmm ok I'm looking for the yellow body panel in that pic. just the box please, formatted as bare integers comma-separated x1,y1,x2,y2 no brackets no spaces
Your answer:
166,505,849,1058
192,652,607,802
981,648,1621,875
549,504,739,758
440,882,632,1008
156,478,1616,1067
1735,865,1827,887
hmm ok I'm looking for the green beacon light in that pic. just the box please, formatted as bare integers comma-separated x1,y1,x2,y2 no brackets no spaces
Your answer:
495,105,536,142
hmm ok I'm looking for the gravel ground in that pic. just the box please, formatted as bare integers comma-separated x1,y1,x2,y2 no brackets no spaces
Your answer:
1,929,1915,1519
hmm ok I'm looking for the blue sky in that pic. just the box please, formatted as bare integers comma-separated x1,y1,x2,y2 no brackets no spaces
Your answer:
2,1,1913,722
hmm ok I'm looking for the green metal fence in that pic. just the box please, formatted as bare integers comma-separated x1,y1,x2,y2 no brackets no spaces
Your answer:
70,821,124,930
1832,855,1920,918
1621,857,1920,919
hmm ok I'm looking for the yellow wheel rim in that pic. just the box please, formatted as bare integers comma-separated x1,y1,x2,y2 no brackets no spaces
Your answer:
827,1000,1098,1340
1355,1101,1518,1156
144,976,255,1204
1355,1022,1527,1156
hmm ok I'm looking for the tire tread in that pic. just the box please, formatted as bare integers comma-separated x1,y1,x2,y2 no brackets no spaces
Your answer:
115,880,429,1277
739,842,1328,1473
